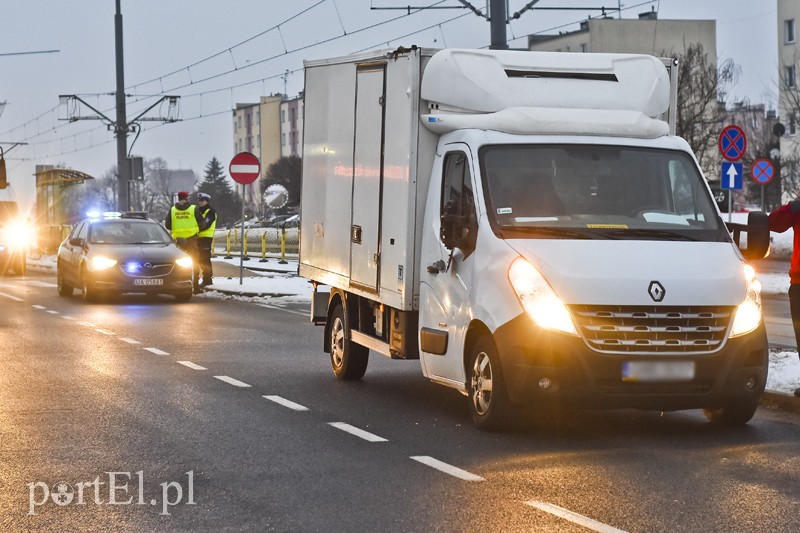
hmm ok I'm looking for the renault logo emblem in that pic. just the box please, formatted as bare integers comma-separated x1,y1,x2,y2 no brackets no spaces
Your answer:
648,281,666,302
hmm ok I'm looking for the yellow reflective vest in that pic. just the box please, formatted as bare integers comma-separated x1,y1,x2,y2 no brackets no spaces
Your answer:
170,205,199,238
198,207,216,238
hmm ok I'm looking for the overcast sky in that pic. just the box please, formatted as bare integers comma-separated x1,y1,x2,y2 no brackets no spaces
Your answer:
0,0,778,211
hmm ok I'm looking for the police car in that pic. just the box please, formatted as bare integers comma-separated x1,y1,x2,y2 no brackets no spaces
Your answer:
56,212,194,302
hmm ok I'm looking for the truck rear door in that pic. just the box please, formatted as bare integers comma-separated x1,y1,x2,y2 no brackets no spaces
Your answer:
349,63,386,292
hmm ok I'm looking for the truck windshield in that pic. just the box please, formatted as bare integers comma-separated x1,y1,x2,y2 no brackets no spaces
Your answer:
479,144,728,242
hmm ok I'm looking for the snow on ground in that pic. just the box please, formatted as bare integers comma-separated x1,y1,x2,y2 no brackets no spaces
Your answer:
23,251,799,396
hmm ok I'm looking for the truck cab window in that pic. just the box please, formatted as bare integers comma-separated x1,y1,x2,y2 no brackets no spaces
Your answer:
441,152,478,254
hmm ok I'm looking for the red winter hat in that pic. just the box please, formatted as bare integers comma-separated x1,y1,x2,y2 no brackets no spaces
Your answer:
177,191,189,200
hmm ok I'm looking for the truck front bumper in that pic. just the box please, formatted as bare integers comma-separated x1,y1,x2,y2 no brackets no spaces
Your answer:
494,314,768,411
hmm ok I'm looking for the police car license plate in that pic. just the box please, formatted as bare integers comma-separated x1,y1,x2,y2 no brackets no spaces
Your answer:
133,278,163,286
622,361,695,382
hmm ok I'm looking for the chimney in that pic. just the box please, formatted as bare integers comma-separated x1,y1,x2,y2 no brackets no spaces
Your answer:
639,7,657,20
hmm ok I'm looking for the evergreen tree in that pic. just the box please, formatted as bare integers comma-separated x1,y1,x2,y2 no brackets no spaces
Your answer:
196,156,242,226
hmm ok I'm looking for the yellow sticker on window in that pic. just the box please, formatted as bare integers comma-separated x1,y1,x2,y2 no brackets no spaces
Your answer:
586,224,628,229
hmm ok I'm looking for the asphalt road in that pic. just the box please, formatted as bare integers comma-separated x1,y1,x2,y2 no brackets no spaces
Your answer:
1,272,799,532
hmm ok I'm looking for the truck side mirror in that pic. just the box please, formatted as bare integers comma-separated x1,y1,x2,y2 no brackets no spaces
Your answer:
726,211,770,260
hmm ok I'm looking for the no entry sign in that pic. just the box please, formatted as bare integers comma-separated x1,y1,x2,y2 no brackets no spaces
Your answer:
751,158,775,185
229,152,261,185
718,125,747,162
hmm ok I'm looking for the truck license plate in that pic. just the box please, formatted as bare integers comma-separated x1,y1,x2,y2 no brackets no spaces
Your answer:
133,278,163,286
622,361,695,382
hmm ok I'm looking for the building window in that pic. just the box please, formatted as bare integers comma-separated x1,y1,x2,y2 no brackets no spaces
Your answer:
786,65,796,88
282,109,286,122
580,43,588,53
282,133,286,146
790,115,797,136
786,19,796,44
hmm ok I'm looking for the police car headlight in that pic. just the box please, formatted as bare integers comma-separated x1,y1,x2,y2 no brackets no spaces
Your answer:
730,264,762,337
90,256,118,271
175,256,193,269
508,257,577,336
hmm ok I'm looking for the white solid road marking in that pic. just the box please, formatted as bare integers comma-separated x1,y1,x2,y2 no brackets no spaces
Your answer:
410,456,485,482
263,395,309,411
32,304,46,309
96,329,114,335
214,375,252,388
46,310,59,314
328,422,387,443
0,292,23,302
177,361,207,370
255,303,307,317
119,337,141,344
143,347,170,355
525,500,628,533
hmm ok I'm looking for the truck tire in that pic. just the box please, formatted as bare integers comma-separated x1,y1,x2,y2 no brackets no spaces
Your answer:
329,302,368,380
57,266,74,297
703,399,759,426
467,336,514,431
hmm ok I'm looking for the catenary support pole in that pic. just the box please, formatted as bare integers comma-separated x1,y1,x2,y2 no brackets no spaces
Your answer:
114,0,130,211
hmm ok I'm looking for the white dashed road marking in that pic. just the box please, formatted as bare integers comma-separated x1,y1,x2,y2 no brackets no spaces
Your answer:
263,395,309,411
61,315,75,320
79,321,96,328
119,338,141,344
0,292,23,302
25,281,57,288
525,500,628,533
177,361,207,370
32,304,46,309
46,310,59,314
96,329,114,335
410,456,484,482
328,422,387,443
214,375,252,388
143,347,170,356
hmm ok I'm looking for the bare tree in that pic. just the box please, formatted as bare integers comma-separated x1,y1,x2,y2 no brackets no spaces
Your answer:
779,47,800,198
674,43,739,178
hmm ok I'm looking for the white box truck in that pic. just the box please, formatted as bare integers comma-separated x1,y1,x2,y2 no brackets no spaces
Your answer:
299,47,770,430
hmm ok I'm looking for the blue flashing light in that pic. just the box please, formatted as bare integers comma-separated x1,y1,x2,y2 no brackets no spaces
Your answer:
124,262,142,274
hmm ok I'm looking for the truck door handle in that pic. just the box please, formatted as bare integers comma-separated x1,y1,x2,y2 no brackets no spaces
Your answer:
427,260,446,274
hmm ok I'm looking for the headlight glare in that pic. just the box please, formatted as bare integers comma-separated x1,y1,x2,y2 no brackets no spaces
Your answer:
730,263,762,337
175,256,193,269
508,257,577,335
90,256,118,271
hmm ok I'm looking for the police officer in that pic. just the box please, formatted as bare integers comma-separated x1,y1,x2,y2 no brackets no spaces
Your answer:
196,192,217,287
165,191,202,293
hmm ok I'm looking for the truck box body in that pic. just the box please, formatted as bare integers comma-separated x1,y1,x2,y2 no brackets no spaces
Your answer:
299,47,770,429
300,49,438,311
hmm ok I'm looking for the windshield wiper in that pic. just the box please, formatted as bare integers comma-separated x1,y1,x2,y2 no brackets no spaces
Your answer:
603,228,698,241
504,226,605,239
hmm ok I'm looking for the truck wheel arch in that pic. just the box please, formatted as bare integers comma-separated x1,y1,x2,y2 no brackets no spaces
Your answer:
323,292,346,353
463,320,493,386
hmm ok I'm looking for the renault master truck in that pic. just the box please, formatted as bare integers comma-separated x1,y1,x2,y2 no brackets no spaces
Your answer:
298,47,770,430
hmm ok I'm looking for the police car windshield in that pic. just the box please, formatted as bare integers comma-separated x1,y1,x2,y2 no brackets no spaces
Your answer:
89,221,171,245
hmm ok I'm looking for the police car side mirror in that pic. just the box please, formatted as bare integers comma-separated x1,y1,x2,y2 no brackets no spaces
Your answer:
69,237,85,247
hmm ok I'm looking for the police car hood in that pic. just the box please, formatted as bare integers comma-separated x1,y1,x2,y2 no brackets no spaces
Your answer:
95,243,186,264
506,240,748,306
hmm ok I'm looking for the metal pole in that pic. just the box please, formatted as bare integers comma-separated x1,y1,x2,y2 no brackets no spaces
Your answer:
239,183,245,285
489,0,508,50
114,0,130,211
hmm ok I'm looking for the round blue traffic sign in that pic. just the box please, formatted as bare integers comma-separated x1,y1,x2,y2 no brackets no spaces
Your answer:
751,158,775,185
718,125,747,162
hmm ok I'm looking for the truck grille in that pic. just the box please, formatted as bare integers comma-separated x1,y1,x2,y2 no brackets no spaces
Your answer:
569,305,734,354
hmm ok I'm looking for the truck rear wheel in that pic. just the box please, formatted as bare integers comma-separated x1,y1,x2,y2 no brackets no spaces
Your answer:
467,336,513,431
329,303,368,380
703,399,759,426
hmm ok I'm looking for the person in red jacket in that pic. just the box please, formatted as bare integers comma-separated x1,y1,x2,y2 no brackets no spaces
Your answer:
768,200,800,397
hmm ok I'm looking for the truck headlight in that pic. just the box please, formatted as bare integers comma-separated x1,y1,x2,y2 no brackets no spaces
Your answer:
175,256,193,269
508,257,577,335
730,264,762,337
3,222,34,249
90,256,118,271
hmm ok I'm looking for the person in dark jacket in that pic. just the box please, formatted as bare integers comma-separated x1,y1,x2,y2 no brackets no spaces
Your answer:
165,191,203,293
196,192,217,287
768,199,800,397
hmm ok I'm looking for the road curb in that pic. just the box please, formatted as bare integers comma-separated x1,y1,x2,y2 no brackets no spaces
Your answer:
760,390,800,414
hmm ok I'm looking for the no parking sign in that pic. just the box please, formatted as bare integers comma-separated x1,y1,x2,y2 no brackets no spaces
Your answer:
751,158,775,185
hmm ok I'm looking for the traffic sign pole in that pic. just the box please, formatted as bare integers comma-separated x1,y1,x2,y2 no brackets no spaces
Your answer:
229,152,262,285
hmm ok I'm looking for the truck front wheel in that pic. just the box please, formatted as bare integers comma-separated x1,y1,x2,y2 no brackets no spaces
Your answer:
329,303,368,380
467,336,513,431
